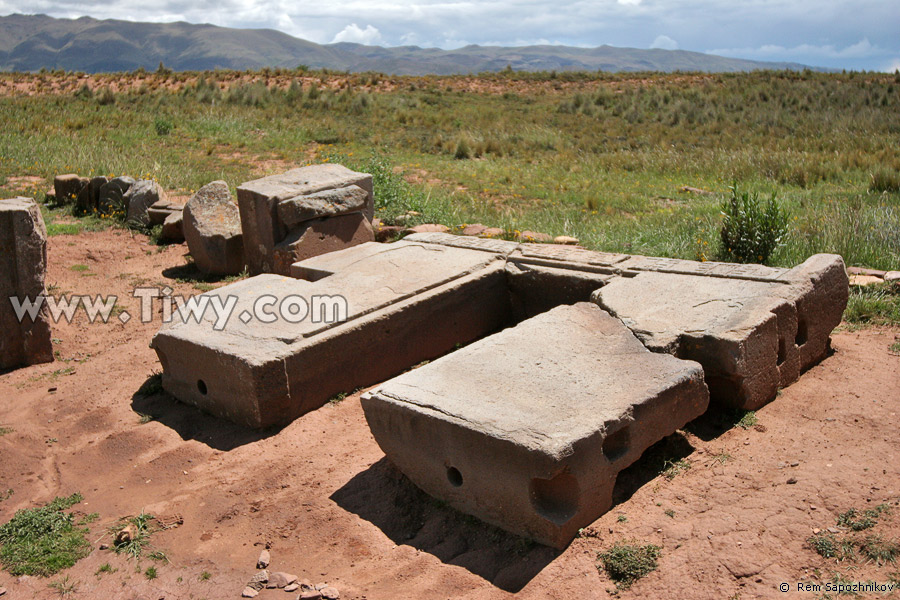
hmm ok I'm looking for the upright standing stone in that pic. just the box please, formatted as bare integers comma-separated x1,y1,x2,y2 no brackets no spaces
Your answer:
183,181,244,275
97,176,135,216
0,198,53,369
75,176,108,214
237,165,374,275
53,174,88,205
124,180,167,226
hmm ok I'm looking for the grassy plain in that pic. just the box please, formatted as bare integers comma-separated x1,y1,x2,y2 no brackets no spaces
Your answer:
0,68,898,271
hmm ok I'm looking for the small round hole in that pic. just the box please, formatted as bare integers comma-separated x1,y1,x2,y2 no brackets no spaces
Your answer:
446,466,463,487
197,379,208,395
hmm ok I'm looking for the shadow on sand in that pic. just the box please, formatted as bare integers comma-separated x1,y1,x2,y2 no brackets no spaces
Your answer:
331,457,559,593
129,373,280,451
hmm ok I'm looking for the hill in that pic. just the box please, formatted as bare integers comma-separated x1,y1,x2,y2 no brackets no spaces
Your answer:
0,13,818,74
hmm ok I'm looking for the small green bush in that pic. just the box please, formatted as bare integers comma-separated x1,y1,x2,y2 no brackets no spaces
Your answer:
719,185,789,264
154,118,173,136
598,541,661,588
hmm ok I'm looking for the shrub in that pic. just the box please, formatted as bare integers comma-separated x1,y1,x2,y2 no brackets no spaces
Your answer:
598,541,661,588
95,86,115,106
719,185,789,264
870,168,900,193
454,137,471,160
154,118,173,136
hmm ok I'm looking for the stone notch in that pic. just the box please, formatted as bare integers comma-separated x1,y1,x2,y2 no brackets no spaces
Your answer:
361,303,709,548
593,254,848,410
151,241,511,428
277,185,369,229
0,198,53,369
272,212,374,276
237,165,374,275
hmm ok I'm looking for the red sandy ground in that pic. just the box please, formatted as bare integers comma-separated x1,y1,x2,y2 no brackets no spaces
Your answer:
1,228,899,600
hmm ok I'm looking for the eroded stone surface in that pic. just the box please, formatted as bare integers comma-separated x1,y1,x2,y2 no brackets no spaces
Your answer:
151,241,511,427
53,174,88,204
0,198,53,369
272,212,374,276
183,181,244,275
593,254,847,410
97,176,135,215
361,303,709,548
237,165,373,275
75,176,107,213
277,185,369,229
124,179,167,226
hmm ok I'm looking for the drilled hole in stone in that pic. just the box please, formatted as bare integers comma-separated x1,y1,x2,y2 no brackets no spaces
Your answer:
530,472,579,525
796,318,808,347
197,379,208,395
602,426,630,462
777,337,787,366
446,466,463,487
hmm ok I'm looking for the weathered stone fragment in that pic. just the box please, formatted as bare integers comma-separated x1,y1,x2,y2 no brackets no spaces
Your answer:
151,241,510,428
460,223,487,236
53,174,88,204
554,235,579,245
404,224,449,234
97,176,135,215
237,165,374,275
362,303,709,548
272,212,374,276
124,179,167,226
277,185,369,229
593,254,848,410
885,271,900,289
160,211,184,242
0,198,53,369
183,181,244,275
75,176,107,213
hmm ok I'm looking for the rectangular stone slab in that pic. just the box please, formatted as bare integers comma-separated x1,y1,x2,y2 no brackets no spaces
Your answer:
593,254,847,410
237,165,374,275
0,197,53,369
151,240,511,427
361,303,709,548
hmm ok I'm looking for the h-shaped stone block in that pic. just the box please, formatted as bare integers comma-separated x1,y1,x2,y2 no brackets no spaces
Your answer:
361,303,709,548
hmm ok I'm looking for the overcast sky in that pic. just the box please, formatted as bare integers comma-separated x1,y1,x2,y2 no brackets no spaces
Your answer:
3,0,898,71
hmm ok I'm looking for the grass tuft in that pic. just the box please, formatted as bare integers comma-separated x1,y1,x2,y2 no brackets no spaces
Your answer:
0,493,91,576
598,541,661,588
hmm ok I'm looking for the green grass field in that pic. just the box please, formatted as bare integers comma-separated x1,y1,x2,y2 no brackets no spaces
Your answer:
0,68,898,270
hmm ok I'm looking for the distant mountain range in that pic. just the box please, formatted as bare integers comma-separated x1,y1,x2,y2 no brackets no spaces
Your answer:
0,14,819,75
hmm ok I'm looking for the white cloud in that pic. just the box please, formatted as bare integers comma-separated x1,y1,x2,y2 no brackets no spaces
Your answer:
331,23,383,45
710,38,882,61
617,0,641,5
650,35,678,50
